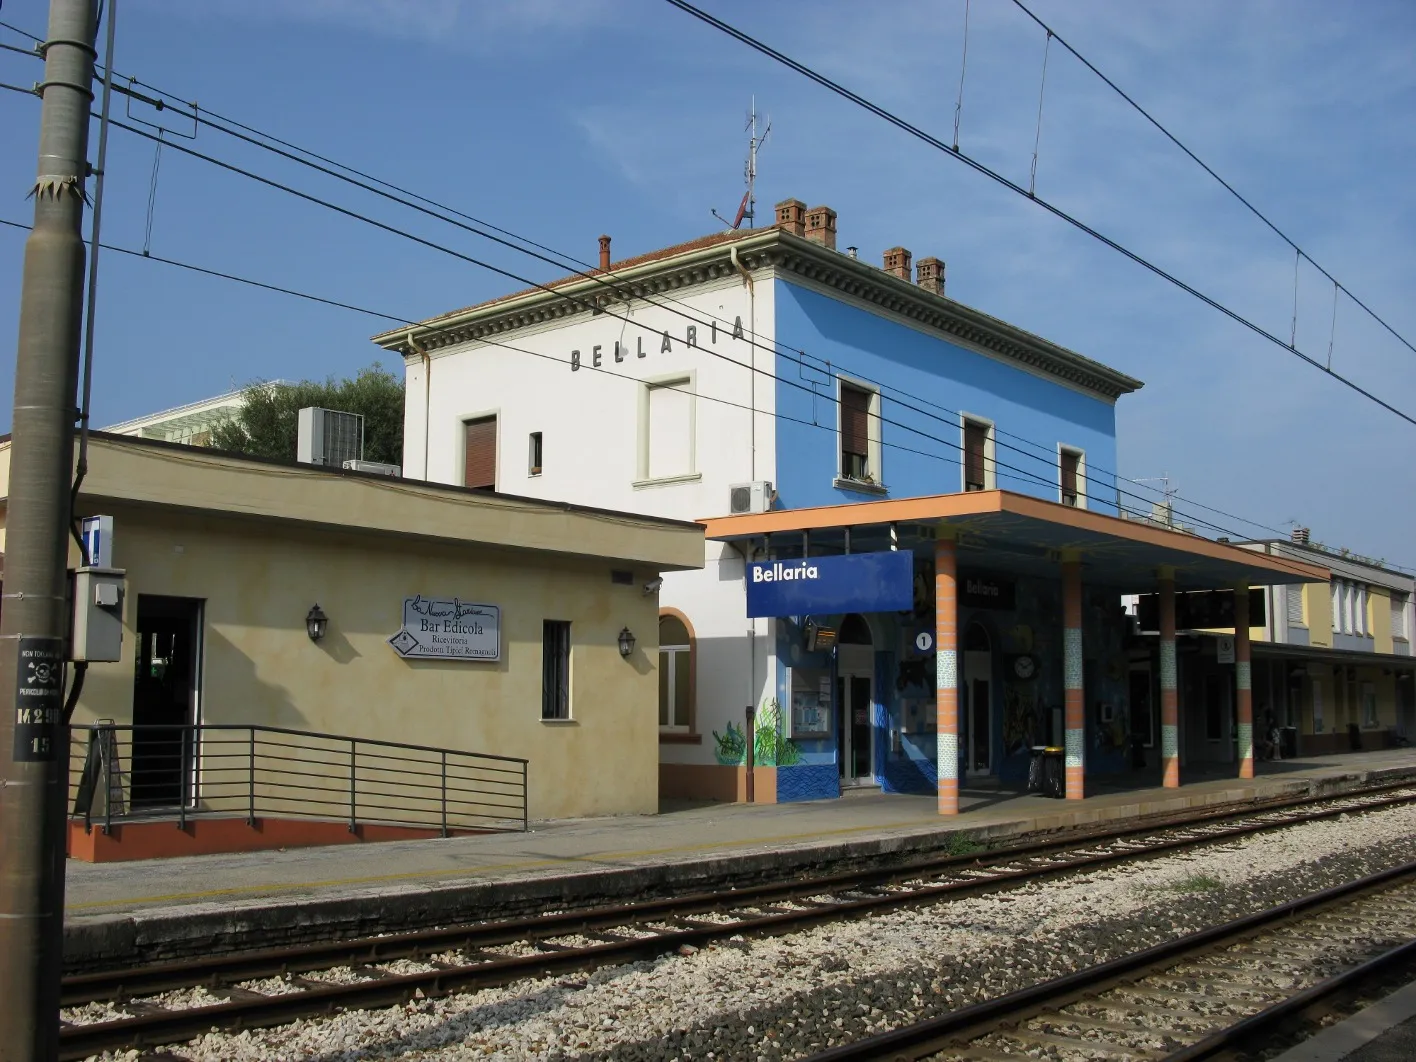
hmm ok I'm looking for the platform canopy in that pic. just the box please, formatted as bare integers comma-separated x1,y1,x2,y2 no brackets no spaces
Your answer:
701,490,1328,594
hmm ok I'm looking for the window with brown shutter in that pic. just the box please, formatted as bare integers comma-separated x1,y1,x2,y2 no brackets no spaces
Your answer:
463,416,497,490
1060,449,1080,506
839,383,872,481
963,420,988,491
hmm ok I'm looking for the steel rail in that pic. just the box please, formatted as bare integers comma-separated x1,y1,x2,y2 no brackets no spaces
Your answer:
1162,937,1416,1061
63,780,1416,1003
797,863,1416,1061
61,783,1416,1006
56,784,1416,1056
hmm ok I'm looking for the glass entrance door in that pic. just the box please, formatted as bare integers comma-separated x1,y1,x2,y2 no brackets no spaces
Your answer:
962,646,992,775
835,667,875,786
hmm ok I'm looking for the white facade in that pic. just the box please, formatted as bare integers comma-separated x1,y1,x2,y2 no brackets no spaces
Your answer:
103,382,291,447
397,261,780,766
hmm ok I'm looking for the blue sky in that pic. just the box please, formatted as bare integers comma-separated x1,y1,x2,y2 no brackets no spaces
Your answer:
1,0,1413,564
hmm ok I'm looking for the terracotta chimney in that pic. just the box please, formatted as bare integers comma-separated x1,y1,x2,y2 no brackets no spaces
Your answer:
775,199,806,237
598,234,612,271
916,256,945,295
883,246,912,281
804,205,837,250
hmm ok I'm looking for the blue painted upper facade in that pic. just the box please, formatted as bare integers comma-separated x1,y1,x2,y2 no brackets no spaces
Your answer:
770,279,1122,513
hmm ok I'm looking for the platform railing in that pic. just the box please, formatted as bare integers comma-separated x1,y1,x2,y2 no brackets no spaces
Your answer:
68,723,528,836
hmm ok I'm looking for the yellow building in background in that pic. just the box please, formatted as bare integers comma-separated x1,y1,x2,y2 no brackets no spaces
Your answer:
1239,530,1415,755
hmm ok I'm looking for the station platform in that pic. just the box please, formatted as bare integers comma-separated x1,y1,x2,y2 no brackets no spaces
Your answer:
63,748,1416,971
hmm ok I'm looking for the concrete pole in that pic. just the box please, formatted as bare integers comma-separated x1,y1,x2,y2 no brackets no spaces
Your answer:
0,2,98,1058
935,532,959,815
1236,584,1254,779
1159,568,1180,788
1062,554,1085,800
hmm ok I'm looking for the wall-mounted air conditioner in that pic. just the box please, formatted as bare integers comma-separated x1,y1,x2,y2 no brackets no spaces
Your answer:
343,459,401,477
297,407,364,467
728,480,774,515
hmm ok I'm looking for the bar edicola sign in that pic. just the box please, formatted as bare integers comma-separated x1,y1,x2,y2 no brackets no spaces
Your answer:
388,595,500,661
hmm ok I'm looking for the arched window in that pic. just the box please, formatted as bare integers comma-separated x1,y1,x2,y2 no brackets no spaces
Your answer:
839,613,872,645
659,612,693,732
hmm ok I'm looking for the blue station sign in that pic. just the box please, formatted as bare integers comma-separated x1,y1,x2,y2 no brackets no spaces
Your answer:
746,550,914,619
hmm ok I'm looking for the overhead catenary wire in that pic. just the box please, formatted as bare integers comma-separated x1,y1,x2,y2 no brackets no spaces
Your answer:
0,11,1337,549
660,0,1416,429
100,119,1294,548
98,92,1296,540
0,12,1307,539
1005,0,1416,363
1028,30,1051,196
952,0,969,151
0,213,1335,580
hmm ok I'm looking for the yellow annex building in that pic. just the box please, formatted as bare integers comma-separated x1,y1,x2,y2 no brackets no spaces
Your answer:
0,434,703,857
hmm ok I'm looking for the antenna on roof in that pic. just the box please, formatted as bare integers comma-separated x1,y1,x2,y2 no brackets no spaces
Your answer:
712,97,770,230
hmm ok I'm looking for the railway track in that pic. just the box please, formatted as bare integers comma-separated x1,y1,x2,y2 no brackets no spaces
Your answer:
59,781,1416,1059
800,859,1416,1062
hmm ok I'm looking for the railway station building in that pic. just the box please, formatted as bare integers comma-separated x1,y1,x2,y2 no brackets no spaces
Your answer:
376,196,1334,812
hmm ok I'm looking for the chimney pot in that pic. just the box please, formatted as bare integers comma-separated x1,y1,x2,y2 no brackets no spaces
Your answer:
804,205,837,250
1291,527,1311,546
883,246,912,281
775,198,807,237
598,235,612,271
916,256,945,295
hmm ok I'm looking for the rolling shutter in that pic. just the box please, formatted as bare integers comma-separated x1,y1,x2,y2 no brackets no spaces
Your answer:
1060,450,1080,504
1286,585,1304,626
840,385,870,458
647,382,692,479
464,416,497,490
964,421,988,490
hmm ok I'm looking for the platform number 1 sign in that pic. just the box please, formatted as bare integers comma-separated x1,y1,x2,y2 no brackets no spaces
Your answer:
13,636,64,762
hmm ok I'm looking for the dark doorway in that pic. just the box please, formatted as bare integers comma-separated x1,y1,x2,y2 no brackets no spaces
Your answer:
131,596,203,808
835,674,873,782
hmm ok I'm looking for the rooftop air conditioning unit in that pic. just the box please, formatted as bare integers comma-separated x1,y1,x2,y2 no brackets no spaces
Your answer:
343,459,401,477
729,480,774,515
297,407,363,468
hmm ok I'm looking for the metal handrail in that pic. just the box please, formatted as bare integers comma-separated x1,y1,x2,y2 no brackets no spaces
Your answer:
69,723,529,837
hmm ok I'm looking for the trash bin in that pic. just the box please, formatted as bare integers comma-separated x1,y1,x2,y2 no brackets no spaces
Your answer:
1041,747,1065,798
1027,746,1065,798
1027,746,1047,793
1279,726,1298,759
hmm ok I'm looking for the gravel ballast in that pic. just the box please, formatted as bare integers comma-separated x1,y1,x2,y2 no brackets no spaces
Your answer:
82,802,1416,1062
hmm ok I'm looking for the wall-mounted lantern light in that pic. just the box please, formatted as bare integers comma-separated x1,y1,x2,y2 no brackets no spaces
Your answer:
306,603,328,642
617,626,636,658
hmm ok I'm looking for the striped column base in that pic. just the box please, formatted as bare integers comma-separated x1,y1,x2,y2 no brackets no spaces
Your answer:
1161,724,1179,788
1064,727,1084,800
938,779,959,816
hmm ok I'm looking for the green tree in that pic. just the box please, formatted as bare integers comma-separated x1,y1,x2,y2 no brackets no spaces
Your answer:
211,363,404,466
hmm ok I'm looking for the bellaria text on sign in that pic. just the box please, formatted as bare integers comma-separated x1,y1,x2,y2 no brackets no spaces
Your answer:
570,317,747,371
745,551,914,619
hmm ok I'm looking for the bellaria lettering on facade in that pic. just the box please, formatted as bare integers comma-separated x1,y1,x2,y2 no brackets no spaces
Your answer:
570,317,747,371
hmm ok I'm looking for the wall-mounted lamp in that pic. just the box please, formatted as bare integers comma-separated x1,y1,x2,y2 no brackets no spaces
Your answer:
617,626,636,657
306,603,328,642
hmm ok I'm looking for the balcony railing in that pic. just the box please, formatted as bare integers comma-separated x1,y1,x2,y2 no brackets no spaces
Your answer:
69,723,528,836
